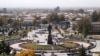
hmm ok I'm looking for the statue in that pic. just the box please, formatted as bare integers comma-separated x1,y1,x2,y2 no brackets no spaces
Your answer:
47,24,53,44
48,24,52,34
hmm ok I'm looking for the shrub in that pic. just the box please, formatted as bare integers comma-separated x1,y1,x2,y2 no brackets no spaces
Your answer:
15,49,35,56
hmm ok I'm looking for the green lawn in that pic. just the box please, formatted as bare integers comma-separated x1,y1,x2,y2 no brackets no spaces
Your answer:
62,42,78,48
0,54,12,56
0,34,21,40
93,52,100,56
20,43,51,50
20,42,78,50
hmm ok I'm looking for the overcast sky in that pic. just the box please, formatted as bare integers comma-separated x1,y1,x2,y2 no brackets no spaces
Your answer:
0,0,100,8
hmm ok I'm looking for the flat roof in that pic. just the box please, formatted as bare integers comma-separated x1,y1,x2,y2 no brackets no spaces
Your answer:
92,22,100,24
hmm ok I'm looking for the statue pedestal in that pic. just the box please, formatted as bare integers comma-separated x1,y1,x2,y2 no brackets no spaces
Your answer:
47,34,53,45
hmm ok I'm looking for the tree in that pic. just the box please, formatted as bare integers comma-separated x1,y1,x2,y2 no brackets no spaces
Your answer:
46,12,65,24
22,30,27,37
32,19,37,26
0,40,11,55
8,30,13,38
58,14,65,21
77,18,93,37
97,12,100,21
91,11,99,22
79,45,86,56
4,43,11,55
0,16,7,26
15,49,35,56
72,24,78,31
78,9,84,13
46,12,58,23
41,19,48,24
7,19,14,24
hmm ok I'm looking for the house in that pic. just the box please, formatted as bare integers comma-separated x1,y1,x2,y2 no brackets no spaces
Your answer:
23,16,36,24
60,21,70,29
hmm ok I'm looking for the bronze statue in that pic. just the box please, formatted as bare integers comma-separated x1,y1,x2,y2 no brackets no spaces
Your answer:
47,24,53,44
48,24,52,34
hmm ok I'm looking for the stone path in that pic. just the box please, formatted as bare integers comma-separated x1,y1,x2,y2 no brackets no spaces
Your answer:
91,40,100,52
10,41,90,51
73,41,90,48
44,53,67,56
10,42,26,50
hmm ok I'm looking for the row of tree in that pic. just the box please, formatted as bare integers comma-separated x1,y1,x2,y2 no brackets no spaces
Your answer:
33,12,66,25
91,11,100,22
0,12,66,27
72,17,93,37
46,12,65,23
0,16,22,26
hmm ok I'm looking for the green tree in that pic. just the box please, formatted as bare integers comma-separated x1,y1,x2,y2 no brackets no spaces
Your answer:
79,45,86,56
41,19,48,24
0,40,11,55
7,19,14,24
32,19,37,26
77,18,93,37
47,12,58,23
91,11,99,22
78,9,84,13
58,14,65,21
0,16,7,26
98,12,100,21
47,12,65,23
8,31,13,38
72,24,78,31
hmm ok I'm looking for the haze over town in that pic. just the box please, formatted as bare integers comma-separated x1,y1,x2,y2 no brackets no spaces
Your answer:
0,0,100,8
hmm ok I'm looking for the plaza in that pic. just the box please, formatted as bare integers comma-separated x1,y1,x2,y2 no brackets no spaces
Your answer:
9,24,96,56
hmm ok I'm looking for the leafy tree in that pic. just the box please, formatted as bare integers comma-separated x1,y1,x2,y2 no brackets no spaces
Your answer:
8,30,13,38
4,43,11,55
41,19,48,24
58,14,65,21
72,24,78,31
77,18,93,37
91,11,99,22
79,45,86,56
0,16,7,26
47,12,58,23
78,9,84,13
0,40,11,55
98,12,100,21
46,12,65,23
32,19,37,26
22,31,27,37
0,44,2,54
7,19,14,24
34,16,41,20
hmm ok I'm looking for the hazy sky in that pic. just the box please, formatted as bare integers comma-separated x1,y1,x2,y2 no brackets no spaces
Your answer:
0,0,100,8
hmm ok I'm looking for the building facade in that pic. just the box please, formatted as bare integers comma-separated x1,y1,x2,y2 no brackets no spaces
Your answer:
90,22,100,34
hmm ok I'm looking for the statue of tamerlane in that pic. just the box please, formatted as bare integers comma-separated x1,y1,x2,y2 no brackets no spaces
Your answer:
48,24,52,35
47,24,53,45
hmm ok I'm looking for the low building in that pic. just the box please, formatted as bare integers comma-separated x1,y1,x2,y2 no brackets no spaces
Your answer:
90,22,100,34
23,16,36,24
60,21,70,29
